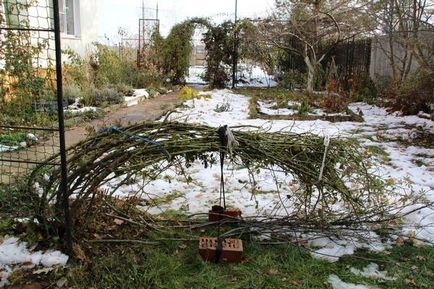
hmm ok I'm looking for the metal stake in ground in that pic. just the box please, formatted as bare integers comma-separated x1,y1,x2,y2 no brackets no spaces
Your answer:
53,0,72,255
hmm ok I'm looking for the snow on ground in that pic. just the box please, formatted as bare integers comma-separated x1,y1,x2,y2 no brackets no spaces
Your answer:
187,65,277,88
187,66,207,85
105,89,433,261
125,89,150,107
0,145,18,153
309,234,387,263
350,263,395,280
328,275,376,289
65,89,150,112
0,237,68,287
237,64,278,88
102,161,295,217
328,263,394,289
64,106,98,114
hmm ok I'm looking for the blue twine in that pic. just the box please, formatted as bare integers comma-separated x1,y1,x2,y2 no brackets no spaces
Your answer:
99,125,169,157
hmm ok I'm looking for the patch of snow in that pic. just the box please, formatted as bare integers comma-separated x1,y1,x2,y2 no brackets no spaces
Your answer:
402,206,434,244
65,106,98,114
125,89,149,107
186,65,278,88
0,237,68,288
187,66,207,84
328,275,377,289
0,145,18,153
418,111,432,120
257,100,298,116
133,89,150,98
350,263,395,280
309,233,387,263
237,64,277,88
101,160,294,217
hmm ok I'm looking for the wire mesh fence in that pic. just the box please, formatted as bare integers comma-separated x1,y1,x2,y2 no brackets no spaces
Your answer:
0,0,63,184
1,0,71,252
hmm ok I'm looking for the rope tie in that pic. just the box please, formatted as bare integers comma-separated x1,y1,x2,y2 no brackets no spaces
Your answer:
318,135,331,182
99,125,169,157
226,127,239,156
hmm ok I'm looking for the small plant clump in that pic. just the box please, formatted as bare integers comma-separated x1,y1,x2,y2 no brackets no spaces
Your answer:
321,93,350,113
297,100,314,115
109,83,135,97
178,86,209,101
214,101,231,112
93,88,125,107
63,83,83,105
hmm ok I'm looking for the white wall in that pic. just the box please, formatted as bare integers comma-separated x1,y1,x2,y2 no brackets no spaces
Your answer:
61,0,98,57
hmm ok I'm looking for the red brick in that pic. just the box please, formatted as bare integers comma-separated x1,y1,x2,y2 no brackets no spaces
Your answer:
199,237,243,263
208,208,242,222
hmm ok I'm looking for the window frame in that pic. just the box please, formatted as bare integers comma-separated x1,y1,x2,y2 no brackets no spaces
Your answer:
59,0,80,38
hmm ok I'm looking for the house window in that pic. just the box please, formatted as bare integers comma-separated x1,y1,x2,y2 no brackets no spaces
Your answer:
59,0,79,36
3,0,29,28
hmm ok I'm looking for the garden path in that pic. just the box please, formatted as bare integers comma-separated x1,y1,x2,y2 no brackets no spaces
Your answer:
0,92,179,183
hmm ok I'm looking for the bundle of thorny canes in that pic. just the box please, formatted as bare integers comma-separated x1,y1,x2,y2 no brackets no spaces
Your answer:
30,121,432,245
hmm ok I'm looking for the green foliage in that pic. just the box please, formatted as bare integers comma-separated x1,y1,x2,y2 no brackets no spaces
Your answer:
63,49,91,89
109,83,135,96
0,131,26,146
81,87,124,107
0,28,55,126
202,21,235,88
130,70,164,89
278,69,306,90
93,44,136,88
354,76,378,103
0,181,36,219
63,83,82,105
386,72,434,115
297,100,313,115
178,86,203,101
146,28,166,70
64,44,164,92
161,22,196,84
237,87,306,103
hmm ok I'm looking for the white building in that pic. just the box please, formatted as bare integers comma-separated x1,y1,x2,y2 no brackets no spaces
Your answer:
1,0,98,57
58,0,98,57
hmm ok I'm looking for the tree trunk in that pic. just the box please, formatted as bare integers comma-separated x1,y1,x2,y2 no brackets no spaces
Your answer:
305,55,315,96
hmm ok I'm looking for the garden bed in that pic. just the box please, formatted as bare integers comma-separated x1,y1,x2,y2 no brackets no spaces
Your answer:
239,87,364,122
255,99,363,122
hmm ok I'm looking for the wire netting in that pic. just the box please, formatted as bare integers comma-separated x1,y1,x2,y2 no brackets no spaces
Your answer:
0,0,63,185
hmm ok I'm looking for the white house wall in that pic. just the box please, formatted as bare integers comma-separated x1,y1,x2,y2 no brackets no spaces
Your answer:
2,0,98,58
61,0,98,57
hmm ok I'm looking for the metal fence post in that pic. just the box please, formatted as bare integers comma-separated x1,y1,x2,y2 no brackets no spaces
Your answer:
52,0,72,255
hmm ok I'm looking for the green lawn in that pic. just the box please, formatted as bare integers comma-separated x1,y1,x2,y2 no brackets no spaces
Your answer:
63,241,433,289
